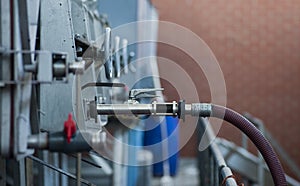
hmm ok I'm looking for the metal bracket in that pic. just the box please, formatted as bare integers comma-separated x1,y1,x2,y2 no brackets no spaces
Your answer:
0,48,87,87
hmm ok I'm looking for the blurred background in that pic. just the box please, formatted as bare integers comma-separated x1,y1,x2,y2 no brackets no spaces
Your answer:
151,0,300,180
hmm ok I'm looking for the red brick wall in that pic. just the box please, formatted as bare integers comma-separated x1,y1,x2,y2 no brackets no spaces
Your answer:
151,0,300,179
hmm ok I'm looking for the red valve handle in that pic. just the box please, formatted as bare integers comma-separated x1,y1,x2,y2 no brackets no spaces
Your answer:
64,113,76,143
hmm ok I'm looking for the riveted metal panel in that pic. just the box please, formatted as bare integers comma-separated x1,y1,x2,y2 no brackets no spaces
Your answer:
39,0,76,131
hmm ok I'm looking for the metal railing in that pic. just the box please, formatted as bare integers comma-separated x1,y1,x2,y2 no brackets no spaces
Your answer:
197,118,238,186
243,113,300,185
207,112,300,186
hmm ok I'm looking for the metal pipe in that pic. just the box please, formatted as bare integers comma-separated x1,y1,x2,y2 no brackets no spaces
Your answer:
27,133,48,149
184,104,192,115
27,131,92,153
97,102,178,116
69,154,102,169
97,103,152,115
48,131,92,153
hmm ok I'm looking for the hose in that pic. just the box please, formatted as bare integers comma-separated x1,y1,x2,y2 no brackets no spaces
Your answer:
210,104,287,186
96,100,288,185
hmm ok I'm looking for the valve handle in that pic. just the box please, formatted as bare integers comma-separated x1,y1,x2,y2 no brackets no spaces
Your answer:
104,27,113,79
129,88,164,100
64,113,76,143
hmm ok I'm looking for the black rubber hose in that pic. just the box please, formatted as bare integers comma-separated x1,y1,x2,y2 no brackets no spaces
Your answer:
210,104,287,186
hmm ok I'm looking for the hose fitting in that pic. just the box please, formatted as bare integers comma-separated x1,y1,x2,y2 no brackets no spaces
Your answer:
191,103,212,117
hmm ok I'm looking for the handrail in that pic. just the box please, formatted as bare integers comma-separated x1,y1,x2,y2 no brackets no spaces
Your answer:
197,118,238,186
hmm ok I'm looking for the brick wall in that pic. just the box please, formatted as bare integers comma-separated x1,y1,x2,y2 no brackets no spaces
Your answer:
151,0,300,179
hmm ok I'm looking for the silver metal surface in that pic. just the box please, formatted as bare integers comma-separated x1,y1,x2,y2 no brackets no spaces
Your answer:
27,133,48,149
0,0,12,157
97,101,212,118
185,104,192,115
37,52,52,82
97,103,153,115
191,103,212,117
53,61,67,78
71,2,90,41
69,61,86,74
39,0,76,132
